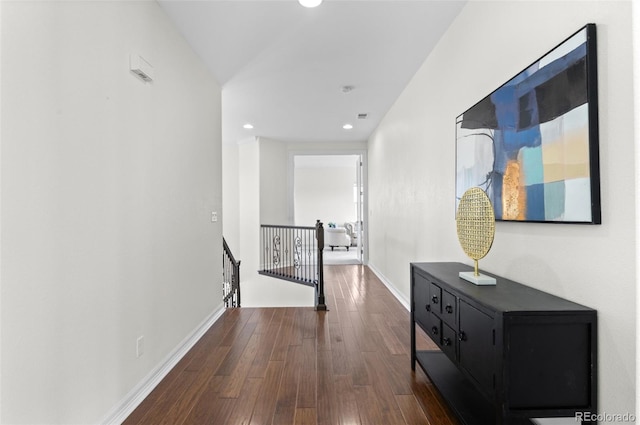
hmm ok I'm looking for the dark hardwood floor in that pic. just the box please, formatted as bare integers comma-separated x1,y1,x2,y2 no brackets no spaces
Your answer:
124,265,459,425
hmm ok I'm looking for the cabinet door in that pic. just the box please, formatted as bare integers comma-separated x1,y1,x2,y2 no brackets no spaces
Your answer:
458,300,495,396
505,316,594,410
413,274,433,333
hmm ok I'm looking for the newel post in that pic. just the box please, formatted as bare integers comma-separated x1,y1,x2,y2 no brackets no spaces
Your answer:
235,260,241,308
315,220,327,311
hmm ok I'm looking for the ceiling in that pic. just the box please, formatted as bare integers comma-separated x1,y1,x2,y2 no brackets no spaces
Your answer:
158,0,466,145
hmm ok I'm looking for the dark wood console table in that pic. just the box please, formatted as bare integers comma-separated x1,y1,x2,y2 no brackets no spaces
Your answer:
410,262,597,425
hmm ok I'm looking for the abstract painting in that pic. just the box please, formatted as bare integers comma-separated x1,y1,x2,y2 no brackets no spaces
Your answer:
456,24,601,224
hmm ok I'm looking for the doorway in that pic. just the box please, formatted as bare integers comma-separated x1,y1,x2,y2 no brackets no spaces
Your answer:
291,153,366,265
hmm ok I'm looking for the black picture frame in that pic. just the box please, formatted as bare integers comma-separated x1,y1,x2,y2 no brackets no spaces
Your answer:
455,24,601,224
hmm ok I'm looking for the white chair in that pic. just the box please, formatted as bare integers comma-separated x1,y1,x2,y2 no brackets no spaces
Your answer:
344,222,357,246
325,227,351,251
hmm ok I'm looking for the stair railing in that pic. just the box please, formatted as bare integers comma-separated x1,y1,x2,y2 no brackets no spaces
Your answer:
222,238,241,308
259,220,326,310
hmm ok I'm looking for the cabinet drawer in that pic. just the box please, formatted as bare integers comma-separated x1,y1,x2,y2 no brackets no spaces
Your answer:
429,283,442,314
441,322,457,361
441,290,457,327
427,316,442,345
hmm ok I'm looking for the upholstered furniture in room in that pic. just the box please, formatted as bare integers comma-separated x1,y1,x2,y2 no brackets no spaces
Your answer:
325,227,351,251
343,222,358,247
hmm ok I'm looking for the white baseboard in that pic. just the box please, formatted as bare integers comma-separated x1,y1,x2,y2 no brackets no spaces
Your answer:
100,304,226,425
367,263,410,311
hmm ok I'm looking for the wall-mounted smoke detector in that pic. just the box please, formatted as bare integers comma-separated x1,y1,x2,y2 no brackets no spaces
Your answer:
357,113,368,120
130,54,154,83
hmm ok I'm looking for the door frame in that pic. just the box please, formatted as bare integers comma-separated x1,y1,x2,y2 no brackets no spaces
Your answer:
287,149,368,265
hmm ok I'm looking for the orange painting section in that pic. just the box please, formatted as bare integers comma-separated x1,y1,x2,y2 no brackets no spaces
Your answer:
502,160,526,220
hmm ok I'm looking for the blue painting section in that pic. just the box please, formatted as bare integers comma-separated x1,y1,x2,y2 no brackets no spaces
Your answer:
543,181,566,220
525,184,545,221
491,164,504,219
459,38,587,220
520,146,544,186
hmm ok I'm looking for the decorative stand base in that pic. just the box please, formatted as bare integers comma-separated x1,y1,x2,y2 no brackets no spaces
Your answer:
459,271,496,286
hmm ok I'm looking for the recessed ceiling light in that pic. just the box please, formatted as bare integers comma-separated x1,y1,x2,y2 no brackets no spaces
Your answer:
243,123,254,130
343,124,353,130
298,0,322,8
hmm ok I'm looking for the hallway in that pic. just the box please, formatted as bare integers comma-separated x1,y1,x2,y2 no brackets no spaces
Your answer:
124,265,458,424
323,247,361,265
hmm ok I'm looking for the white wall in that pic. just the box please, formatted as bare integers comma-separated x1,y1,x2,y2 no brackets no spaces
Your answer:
0,1,4,420
222,141,240,254
233,136,291,271
240,275,315,308
238,138,261,274
294,165,357,227
0,1,223,424
368,1,636,421
260,138,289,226
634,0,640,418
